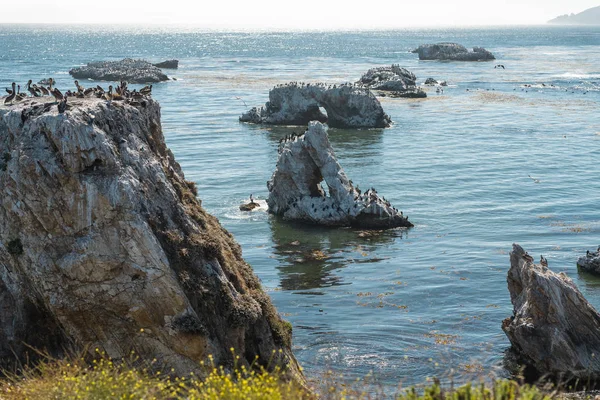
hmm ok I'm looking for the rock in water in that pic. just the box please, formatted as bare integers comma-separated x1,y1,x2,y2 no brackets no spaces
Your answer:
412,43,495,61
153,59,179,69
267,121,413,229
70,58,169,83
502,243,600,381
357,65,427,98
577,249,600,275
0,98,303,381
240,83,391,129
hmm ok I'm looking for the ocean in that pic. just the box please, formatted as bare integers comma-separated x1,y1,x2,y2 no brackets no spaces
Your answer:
1,24,599,390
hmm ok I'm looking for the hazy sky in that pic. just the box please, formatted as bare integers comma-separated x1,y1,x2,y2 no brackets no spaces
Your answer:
1,0,598,28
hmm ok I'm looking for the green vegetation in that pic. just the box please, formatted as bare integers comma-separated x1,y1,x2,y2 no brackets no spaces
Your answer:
0,353,558,400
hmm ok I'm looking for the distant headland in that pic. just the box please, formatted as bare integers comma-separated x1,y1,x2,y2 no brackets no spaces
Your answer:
548,5,600,24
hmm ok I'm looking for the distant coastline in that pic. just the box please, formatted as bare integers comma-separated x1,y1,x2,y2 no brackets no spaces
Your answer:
548,5,600,25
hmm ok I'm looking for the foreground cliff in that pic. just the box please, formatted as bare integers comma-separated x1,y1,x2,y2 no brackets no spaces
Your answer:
0,97,302,381
267,121,412,229
503,244,600,382
240,83,392,129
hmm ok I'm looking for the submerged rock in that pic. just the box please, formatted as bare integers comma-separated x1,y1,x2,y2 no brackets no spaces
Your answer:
577,248,600,274
502,244,600,381
412,43,495,61
0,97,302,381
70,58,169,83
240,83,391,129
267,121,412,229
153,59,179,69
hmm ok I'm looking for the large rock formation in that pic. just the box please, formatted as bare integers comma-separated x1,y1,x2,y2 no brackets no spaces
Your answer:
577,248,600,275
0,96,302,381
502,244,600,381
357,65,427,98
240,83,392,129
412,43,495,61
70,58,169,83
267,121,412,229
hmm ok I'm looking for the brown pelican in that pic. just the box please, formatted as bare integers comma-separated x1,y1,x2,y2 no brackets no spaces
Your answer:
27,80,40,97
4,83,16,105
140,84,152,95
51,87,64,102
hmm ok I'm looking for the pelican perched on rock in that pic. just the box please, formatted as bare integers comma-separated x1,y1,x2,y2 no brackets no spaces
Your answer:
51,87,64,102
4,82,16,105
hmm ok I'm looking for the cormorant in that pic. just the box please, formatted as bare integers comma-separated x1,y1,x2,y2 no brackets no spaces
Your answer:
57,97,67,114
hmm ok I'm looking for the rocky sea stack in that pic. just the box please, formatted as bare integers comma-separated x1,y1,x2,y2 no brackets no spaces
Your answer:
577,248,600,274
240,83,392,129
357,65,426,98
0,97,302,382
503,244,600,382
267,121,412,229
412,43,495,61
70,58,170,83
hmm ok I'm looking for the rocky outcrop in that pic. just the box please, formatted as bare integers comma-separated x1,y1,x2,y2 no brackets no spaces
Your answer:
240,83,391,129
412,43,495,61
502,244,600,381
358,65,427,98
577,248,600,274
424,78,438,85
267,121,412,229
153,60,179,69
0,97,302,381
70,58,169,83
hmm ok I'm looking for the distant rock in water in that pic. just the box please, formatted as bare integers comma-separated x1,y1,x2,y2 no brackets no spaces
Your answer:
0,97,303,382
357,64,427,98
240,82,392,129
267,121,413,229
577,248,600,274
549,6,600,25
153,59,179,69
503,244,600,382
412,43,495,61
70,58,169,83
424,78,438,85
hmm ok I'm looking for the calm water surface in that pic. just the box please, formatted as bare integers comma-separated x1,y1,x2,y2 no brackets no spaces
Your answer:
1,24,599,390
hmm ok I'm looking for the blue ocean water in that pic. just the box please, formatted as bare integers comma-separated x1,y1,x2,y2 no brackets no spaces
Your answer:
1,24,599,390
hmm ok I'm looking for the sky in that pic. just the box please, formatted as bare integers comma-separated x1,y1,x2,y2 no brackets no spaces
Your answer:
1,0,598,28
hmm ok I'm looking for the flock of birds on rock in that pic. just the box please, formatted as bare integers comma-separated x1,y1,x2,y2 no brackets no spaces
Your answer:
273,81,367,90
3,78,154,113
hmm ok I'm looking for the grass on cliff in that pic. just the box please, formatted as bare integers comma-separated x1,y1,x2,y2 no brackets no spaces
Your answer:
0,353,554,400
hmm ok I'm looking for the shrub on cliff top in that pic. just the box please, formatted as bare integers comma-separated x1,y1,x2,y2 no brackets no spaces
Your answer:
0,352,553,400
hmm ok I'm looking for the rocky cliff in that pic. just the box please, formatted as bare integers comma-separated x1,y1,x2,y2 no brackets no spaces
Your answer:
267,121,412,229
502,244,600,382
0,97,302,381
240,83,392,129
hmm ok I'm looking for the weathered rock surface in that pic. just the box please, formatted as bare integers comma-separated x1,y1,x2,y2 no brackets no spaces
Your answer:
70,58,169,83
502,244,600,381
0,97,302,381
577,249,600,275
153,60,179,69
267,121,412,229
240,83,392,129
358,65,416,91
358,65,427,98
412,43,495,61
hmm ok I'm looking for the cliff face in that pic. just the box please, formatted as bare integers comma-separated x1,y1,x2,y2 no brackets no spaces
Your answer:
0,98,301,380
